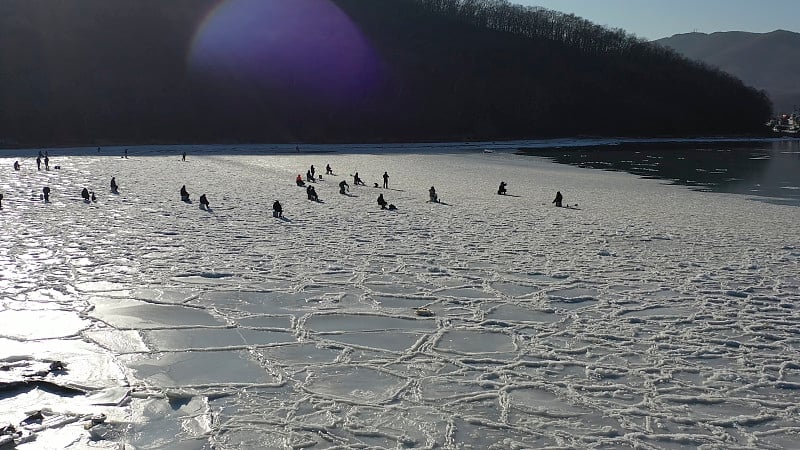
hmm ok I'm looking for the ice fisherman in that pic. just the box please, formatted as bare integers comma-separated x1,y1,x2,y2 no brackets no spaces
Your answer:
273,200,283,218
199,194,210,210
180,185,190,201
552,191,563,207
13,161,20,171
498,181,507,195
81,188,90,202
429,186,438,203
326,164,333,175
353,172,365,186
382,171,389,189
310,165,316,178
306,185,319,202
110,177,118,193
182,152,186,162
36,156,41,171
91,191,97,202
42,186,50,202
0,193,3,209
44,156,49,170
296,174,305,187
377,193,388,209
339,180,349,194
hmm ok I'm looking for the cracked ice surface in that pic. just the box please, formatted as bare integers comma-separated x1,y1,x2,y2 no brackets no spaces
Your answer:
1,144,799,449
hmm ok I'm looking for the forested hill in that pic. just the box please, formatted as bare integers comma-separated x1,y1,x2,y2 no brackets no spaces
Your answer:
0,0,772,146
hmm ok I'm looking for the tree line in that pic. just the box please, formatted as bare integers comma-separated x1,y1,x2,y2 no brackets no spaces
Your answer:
0,0,772,146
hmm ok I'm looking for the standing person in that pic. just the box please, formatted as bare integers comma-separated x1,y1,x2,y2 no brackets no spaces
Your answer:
273,200,283,217
13,161,20,171
552,191,563,207
429,186,438,203
0,193,4,209
382,171,389,189
42,186,50,202
326,164,333,175
199,194,210,210
182,152,187,162
36,156,41,171
339,180,349,194
306,170,314,183
44,155,50,170
124,149,128,159
377,193,387,209
110,177,118,193
497,182,507,195
310,165,316,179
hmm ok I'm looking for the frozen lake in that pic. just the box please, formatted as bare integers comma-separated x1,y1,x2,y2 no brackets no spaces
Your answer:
1,142,800,449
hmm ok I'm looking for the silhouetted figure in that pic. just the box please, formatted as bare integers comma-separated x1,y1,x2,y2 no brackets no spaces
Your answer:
91,191,97,202
383,171,389,189
296,174,305,187
81,188,90,202
36,156,41,171
339,180,349,194
0,193,3,209
429,186,438,203
326,164,333,175
306,185,319,202
182,152,186,162
498,182,507,195
199,194,210,210
13,161,20,171
44,156,49,170
388,204,397,211
310,165,315,178
42,186,50,202
110,177,118,193
180,185,190,202
552,191,563,207
353,172,364,186
273,200,283,217
306,170,314,182
377,193,388,209
124,149,128,159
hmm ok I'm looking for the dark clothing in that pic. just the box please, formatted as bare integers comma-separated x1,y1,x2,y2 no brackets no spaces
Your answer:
296,175,305,187
0,193,3,208
310,165,315,178
273,201,283,217
382,172,389,189
91,192,97,202
498,182,507,195
339,180,349,194
110,177,118,193
354,173,364,185
306,186,318,201
377,194,387,209
429,187,438,202
13,161,20,170
42,187,50,202
307,170,313,182
199,194,209,208
81,188,90,201
181,152,186,161
36,157,41,171
326,164,333,175
553,191,563,207
180,185,190,201
44,157,49,170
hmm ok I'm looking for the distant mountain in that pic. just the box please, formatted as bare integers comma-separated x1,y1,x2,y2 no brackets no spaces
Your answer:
656,30,800,113
0,0,772,146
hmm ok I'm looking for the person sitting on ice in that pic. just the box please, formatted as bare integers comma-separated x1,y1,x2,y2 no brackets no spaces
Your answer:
377,193,388,209
339,179,349,194
353,172,365,186
81,187,90,202
296,174,305,187
326,164,333,175
497,181,507,195
199,194,210,210
13,161,20,171
306,170,316,183
272,200,283,218
552,191,563,207
180,185,190,202
110,177,118,193
388,204,397,211
306,185,319,202
429,186,438,203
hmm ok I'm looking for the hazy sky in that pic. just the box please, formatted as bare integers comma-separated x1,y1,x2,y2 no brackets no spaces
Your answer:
514,1,800,40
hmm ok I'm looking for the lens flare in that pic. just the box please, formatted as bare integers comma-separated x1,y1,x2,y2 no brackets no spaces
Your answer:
188,0,382,104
